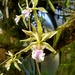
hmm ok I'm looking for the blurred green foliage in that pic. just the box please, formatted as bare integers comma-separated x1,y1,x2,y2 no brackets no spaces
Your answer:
56,40,75,75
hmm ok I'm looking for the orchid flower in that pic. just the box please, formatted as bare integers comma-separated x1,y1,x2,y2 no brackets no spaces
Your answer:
22,7,32,18
5,59,12,70
5,51,22,71
15,15,20,25
14,8,32,25
20,20,57,62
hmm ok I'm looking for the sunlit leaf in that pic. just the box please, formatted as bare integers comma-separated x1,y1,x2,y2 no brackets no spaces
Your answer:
36,7,47,13
14,62,21,71
48,0,56,12
53,29,62,48
42,42,56,53
42,31,57,42
31,0,38,7
64,0,69,8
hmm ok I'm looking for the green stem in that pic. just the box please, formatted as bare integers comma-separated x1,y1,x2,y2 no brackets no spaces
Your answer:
0,57,11,66
22,16,28,28
35,61,41,75
28,17,31,31
15,48,25,56
33,9,38,26
26,0,29,7
46,0,48,9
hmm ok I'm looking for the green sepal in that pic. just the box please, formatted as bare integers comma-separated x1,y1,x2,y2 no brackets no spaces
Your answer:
22,29,34,36
37,20,43,36
22,17,28,28
36,7,47,13
42,31,57,42
22,29,40,42
31,25,37,32
31,0,38,7
20,37,36,42
14,62,21,71
22,42,37,52
42,42,56,53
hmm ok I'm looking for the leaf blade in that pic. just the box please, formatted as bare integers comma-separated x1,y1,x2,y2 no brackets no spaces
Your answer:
48,0,56,12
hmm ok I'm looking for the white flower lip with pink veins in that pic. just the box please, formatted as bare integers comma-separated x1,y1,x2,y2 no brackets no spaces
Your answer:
5,59,12,70
5,63,11,70
15,15,20,25
31,45,45,62
22,8,32,18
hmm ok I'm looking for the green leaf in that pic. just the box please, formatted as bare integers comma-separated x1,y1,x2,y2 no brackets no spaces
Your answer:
42,31,57,42
42,42,56,53
53,29,62,48
48,0,56,12
22,42,37,52
31,0,38,7
36,7,47,13
64,0,69,8
14,62,21,71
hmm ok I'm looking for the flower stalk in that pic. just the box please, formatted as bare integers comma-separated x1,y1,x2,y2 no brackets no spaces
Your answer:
35,61,41,75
